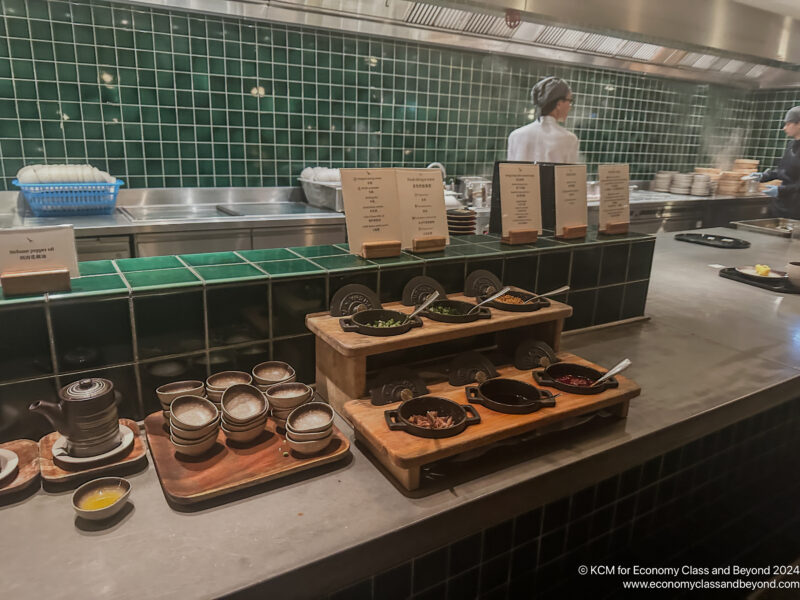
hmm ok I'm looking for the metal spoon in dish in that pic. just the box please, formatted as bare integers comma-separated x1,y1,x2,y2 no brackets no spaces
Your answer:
404,290,441,324
467,286,511,314
591,358,631,387
522,285,571,304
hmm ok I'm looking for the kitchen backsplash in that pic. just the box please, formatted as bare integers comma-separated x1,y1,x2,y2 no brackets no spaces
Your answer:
0,0,791,190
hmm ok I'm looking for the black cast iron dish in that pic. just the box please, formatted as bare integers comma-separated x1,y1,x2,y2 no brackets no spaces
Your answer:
465,378,556,414
533,363,618,395
384,396,481,438
478,289,550,312
421,299,491,323
339,309,422,337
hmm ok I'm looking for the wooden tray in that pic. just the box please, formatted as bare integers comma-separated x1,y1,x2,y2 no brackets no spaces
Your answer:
0,439,40,499
38,419,148,485
306,294,572,358
143,413,351,505
342,352,640,490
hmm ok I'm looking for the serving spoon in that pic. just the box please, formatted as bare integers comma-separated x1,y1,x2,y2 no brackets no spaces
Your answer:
467,286,511,314
522,285,571,304
403,290,441,324
591,358,631,387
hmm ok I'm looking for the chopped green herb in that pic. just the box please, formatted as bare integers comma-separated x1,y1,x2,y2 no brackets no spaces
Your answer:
369,318,404,328
428,304,462,315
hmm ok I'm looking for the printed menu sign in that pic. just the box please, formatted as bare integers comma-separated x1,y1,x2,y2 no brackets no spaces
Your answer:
0,224,78,276
497,163,542,236
598,164,630,231
395,169,449,249
554,165,587,233
340,168,402,256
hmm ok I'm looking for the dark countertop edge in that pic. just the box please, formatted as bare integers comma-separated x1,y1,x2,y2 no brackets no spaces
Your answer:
226,372,800,599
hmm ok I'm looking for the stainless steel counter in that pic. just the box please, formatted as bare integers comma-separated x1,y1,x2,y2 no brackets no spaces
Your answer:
1,228,798,600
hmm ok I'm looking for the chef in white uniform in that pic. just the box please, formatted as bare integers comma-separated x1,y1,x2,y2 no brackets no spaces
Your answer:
507,77,579,163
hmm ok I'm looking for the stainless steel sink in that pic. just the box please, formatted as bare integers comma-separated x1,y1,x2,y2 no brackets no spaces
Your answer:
219,202,334,216
730,218,800,238
118,205,235,221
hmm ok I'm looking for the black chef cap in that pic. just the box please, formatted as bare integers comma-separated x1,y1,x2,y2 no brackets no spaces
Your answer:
531,77,571,109
784,106,800,123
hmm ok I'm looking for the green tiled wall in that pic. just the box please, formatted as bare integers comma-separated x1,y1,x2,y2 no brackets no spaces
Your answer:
0,0,770,190
746,89,800,169
0,230,655,441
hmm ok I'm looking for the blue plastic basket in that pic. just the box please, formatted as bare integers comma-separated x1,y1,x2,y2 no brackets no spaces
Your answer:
12,179,124,217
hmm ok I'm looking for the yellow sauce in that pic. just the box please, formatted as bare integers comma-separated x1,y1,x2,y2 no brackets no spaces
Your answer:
78,487,125,511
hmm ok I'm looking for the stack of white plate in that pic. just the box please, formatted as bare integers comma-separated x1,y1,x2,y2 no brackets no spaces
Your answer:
690,174,711,196
669,173,694,194
653,171,675,192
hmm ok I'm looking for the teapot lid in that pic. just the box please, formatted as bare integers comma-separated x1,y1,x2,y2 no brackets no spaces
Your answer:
61,378,113,401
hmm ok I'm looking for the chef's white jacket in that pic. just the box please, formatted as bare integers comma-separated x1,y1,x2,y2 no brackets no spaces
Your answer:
507,116,579,163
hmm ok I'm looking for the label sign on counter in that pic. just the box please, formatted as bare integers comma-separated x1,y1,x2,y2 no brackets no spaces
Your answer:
0,224,78,276
554,164,588,233
598,164,630,231
395,168,449,249
498,163,542,236
340,168,402,255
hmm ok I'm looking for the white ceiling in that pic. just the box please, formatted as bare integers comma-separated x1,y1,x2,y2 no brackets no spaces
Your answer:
733,0,800,20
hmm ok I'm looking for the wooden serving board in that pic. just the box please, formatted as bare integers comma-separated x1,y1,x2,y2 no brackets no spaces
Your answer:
342,352,640,490
38,419,148,485
306,294,572,358
143,413,350,505
0,439,40,499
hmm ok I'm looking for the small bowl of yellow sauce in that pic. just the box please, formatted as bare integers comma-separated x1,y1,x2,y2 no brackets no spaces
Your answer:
72,477,131,521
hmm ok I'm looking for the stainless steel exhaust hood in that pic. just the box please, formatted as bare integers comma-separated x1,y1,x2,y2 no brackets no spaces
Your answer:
131,0,800,88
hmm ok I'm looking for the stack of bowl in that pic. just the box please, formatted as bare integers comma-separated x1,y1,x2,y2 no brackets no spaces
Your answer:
206,371,253,409
220,384,269,444
252,361,296,394
169,396,220,457
285,402,335,456
157,380,205,420
266,382,313,427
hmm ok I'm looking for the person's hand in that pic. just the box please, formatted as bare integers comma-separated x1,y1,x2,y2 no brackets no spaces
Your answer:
741,171,762,181
764,185,779,198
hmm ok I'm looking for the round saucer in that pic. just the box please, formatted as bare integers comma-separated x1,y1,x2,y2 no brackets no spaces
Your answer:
0,448,19,485
52,424,134,468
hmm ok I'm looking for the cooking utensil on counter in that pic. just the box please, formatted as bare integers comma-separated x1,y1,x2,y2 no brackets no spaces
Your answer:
674,233,750,249
734,266,788,281
403,290,440,323
420,299,491,323
467,286,510,314
339,309,424,336
465,379,558,414
522,285,570,304
590,358,631,387
384,396,481,439
534,363,619,395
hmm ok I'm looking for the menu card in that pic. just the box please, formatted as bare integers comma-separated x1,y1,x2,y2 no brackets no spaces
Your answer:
0,224,78,276
395,169,449,249
497,163,542,236
554,165,587,234
598,164,630,231
340,168,402,255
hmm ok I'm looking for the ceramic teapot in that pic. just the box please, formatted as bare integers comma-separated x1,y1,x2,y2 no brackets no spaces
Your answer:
29,378,122,458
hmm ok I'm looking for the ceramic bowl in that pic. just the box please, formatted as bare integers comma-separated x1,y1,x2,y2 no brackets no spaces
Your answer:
206,370,253,392
221,415,267,432
169,415,220,440
72,477,131,521
170,396,219,431
221,423,264,444
788,261,800,288
170,432,218,457
287,432,334,456
206,388,224,403
221,384,269,424
252,361,296,386
170,428,216,447
272,415,287,429
286,402,334,434
271,408,296,421
266,383,312,410
156,380,204,406
285,427,332,442
0,448,20,485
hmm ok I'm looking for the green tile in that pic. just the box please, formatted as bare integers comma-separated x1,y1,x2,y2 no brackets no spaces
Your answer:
78,260,117,276
256,258,324,277
449,244,501,257
124,268,200,289
239,248,298,261
474,241,538,255
116,255,183,272
0,286,46,305
178,251,243,266
50,274,128,299
195,263,266,282
290,244,347,258
409,246,474,261
310,254,374,271
368,252,423,267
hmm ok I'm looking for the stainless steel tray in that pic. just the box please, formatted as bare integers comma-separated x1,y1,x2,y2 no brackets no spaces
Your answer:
730,218,800,238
